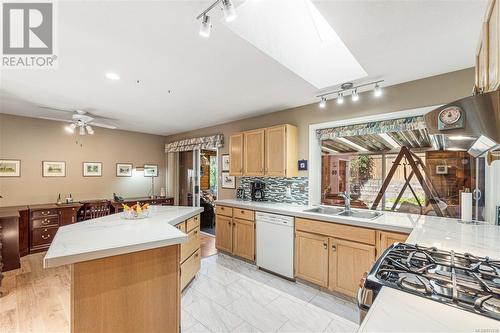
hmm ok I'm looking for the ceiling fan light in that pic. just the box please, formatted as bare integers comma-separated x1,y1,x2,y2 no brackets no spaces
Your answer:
79,126,86,136
221,0,237,22
86,125,94,135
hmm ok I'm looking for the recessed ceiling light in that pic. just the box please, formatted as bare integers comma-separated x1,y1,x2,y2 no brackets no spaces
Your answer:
105,72,120,80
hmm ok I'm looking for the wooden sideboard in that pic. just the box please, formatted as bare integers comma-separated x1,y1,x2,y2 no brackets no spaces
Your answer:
110,197,174,213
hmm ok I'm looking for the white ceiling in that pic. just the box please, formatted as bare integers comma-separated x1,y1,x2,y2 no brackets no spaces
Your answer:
0,0,488,136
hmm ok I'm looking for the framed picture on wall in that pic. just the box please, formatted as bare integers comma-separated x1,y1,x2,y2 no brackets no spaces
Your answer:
0,159,21,177
116,163,133,177
144,164,158,177
222,154,230,172
221,172,235,189
83,162,102,177
42,161,66,177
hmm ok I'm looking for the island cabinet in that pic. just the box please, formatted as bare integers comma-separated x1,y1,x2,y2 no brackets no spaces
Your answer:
376,230,409,258
176,214,201,290
295,218,376,297
229,124,298,177
215,206,256,262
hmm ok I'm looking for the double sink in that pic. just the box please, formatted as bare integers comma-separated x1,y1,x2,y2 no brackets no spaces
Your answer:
303,206,383,220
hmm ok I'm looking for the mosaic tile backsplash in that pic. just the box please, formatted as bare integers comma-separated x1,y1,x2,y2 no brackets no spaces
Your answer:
239,177,309,205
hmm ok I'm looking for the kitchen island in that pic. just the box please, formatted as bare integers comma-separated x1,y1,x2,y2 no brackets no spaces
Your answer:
44,206,203,333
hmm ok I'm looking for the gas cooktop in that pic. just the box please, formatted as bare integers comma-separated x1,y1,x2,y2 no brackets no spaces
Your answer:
365,243,500,321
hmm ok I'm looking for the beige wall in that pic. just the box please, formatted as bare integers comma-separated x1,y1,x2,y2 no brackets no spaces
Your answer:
0,114,166,206
165,68,475,200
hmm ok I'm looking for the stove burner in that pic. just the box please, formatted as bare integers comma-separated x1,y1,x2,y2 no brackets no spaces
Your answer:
369,243,500,321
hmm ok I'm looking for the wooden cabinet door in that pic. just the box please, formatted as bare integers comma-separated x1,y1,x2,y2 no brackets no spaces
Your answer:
376,231,408,258
295,231,329,287
59,207,78,225
229,133,244,176
232,218,255,261
329,238,375,297
244,129,265,176
487,0,499,91
215,215,233,253
265,125,286,177
476,23,489,92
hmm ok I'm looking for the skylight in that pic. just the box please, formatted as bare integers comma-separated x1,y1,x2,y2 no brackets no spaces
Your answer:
224,0,367,89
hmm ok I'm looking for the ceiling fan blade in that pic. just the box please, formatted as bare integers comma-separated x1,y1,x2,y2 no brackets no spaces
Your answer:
38,105,75,113
37,116,74,123
89,122,117,129
85,112,118,121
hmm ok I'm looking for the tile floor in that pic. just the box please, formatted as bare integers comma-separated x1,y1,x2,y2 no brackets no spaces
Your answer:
182,253,360,333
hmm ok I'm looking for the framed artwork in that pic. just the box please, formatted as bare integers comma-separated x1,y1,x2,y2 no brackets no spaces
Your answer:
116,163,132,177
144,164,158,177
0,159,21,177
222,154,230,172
221,172,235,189
42,161,66,177
83,162,102,177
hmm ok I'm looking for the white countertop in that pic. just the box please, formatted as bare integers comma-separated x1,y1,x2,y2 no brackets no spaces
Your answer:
44,206,203,268
215,199,500,332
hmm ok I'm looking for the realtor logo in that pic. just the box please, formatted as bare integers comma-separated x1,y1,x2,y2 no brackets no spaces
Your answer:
2,2,57,68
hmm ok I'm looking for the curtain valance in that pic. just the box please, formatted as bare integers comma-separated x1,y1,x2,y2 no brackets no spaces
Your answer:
316,116,427,140
165,133,224,153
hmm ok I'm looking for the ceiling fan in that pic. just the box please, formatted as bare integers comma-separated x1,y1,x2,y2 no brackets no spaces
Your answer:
37,106,118,135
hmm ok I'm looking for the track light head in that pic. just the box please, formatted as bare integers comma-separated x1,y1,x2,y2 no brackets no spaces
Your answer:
337,92,344,104
374,83,382,97
199,14,212,38
221,0,237,22
319,97,327,108
351,89,359,102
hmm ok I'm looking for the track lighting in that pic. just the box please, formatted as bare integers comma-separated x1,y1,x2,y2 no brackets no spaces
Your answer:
374,83,382,97
196,0,237,37
319,97,327,108
315,80,383,105
221,0,237,22
337,93,344,104
199,15,212,38
351,89,359,102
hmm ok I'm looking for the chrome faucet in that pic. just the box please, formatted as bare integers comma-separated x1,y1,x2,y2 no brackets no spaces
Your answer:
339,192,351,212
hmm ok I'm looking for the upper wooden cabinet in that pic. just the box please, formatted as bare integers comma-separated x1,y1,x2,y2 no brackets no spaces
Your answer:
229,124,298,177
475,0,499,93
244,129,265,176
229,133,244,176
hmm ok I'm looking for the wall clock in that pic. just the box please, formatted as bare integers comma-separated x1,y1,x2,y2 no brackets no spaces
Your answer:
438,106,465,130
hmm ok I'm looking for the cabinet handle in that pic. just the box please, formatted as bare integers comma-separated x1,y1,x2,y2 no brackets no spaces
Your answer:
323,243,327,250
332,245,337,252
241,210,244,214
194,253,199,258
194,230,198,235
42,219,50,225
41,234,51,240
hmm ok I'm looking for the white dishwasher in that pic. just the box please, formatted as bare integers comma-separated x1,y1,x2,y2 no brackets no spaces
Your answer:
256,211,295,279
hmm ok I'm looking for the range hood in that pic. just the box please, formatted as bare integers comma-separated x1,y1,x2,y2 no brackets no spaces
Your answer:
424,90,500,157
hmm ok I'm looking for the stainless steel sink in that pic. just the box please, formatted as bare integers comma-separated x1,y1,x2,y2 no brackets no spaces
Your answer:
337,210,383,220
303,207,344,215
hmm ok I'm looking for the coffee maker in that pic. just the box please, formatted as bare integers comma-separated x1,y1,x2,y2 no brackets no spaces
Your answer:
250,181,266,201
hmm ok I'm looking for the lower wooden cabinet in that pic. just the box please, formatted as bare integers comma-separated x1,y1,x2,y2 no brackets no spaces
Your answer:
181,249,201,291
215,212,256,262
215,214,233,253
329,238,375,297
376,230,409,258
177,214,201,291
295,231,329,287
232,218,255,261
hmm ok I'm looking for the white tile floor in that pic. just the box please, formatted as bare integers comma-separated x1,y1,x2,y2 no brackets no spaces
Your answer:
181,253,360,333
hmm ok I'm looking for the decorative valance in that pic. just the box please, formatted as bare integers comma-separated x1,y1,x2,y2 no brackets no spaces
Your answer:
165,133,224,153
316,116,427,140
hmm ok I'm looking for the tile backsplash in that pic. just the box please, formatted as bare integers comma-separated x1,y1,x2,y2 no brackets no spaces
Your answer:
239,177,309,205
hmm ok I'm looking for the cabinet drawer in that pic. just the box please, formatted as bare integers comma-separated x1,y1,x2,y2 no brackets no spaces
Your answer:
32,216,59,228
181,226,200,263
186,215,200,232
175,221,186,233
295,218,376,245
32,227,58,247
233,208,255,221
216,206,233,217
181,249,201,290
31,209,58,219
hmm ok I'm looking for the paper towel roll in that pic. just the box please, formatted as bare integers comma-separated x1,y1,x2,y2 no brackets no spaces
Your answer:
461,192,472,221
